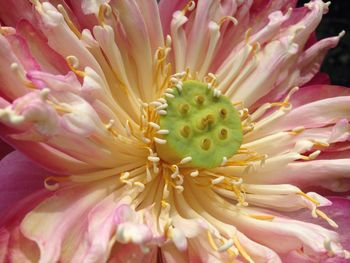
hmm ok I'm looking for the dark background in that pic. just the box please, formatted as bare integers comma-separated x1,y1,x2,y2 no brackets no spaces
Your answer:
298,0,350,87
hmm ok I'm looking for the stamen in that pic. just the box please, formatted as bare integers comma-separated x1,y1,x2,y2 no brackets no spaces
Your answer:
10,63,37,89
217,239,235,252
219,16,238,27
146,166,152,182
220,157,228,166
231,178,243,186
249,214,274,221
316,209,338,228
166,35,172,47
300,150,321,160
156,103,168,111
233,236,254,263
39,88,50,101
211,176,225,185
310,139,330,148
190,170,199,177
157,110,167,116
148,156,160,162
175,185,184,192
179,156,192,165
182,1,196,14
148,122,160,130
158,98,167,103
154,137,167,144
125,120,132,137
66,56,85,77
165,88,174,93
244,28,253,44
98,3,112,25
297,192,321,206
150,101,162,107
170,165,179,178
157,129,170,135
324,239,334,256
289,126,305,135
213,89,221,98
57,4,81,38
175,174,184,185
207,231,218,250
44,176,67,191
0,107,24,125
120,172,130,180
134,182,145,192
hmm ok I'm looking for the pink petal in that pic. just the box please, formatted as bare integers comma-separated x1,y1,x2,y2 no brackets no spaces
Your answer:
1,125,95,174
108,243,158,263
16,20,70,74
64,0,99,30
0,151,48,216
159,0,188,36
250,95,350,140
4,33,41,71
306,72,331,86
0,34,29,100
291,197,350,261
0,139,13,160
291,85,350,109
0,0,34,26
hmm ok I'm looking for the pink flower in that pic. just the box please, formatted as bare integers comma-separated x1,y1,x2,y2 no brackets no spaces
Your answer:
0,0,349,262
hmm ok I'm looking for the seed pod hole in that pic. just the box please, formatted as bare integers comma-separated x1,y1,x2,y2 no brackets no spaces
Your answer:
219,128,228,140
195,95,205,105
201,138,211,150
219,108,228,119
180,125,191,137
179,103,190,115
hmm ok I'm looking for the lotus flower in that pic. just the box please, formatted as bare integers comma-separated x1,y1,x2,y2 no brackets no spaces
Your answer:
0,0,350,262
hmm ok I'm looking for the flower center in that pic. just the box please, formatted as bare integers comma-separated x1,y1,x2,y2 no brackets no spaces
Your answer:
156,80,242,168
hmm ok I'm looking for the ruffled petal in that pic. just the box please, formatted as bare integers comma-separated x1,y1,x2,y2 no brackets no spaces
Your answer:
0,151,48,215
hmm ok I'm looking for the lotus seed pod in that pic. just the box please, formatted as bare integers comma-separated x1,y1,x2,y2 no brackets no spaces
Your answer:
156,80,243,168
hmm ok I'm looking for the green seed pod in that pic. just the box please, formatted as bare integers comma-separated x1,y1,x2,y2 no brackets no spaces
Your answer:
156,80,243,168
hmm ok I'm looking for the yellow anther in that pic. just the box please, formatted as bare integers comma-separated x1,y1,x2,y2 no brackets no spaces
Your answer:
297,192,321,206
161,200,170,208
44,176,70,191
98,3,112,25
182,1,196,14
57,4,81,38
207,231,218,250
46,101,72,114
66,56,85,77
311,139,330,148
244,28,253,44
270,101,290,108
252,42,261,53
289,126,305,135
219,16,238,27
233,236,254,263
249,214,275,221
316,209,338,229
